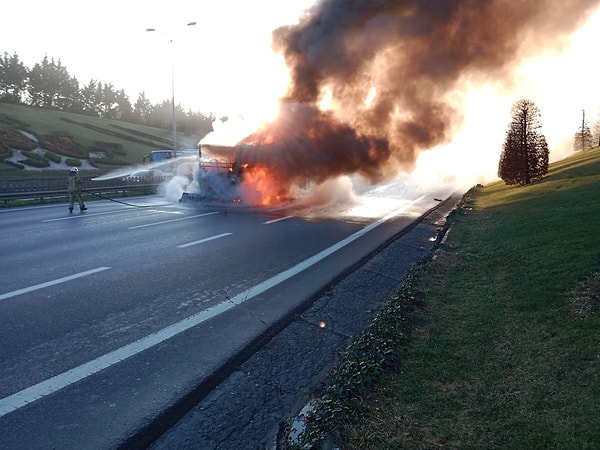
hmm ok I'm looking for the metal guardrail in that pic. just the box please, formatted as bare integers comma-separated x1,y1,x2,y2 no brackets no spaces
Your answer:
0,176,172,202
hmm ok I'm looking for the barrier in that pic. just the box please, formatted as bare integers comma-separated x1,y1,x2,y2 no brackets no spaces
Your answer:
0,176,171,202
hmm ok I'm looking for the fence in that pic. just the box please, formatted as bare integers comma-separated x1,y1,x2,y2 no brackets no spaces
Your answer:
0,176,171,202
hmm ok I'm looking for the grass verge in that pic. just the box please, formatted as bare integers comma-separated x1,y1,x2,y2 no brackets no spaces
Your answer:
291,148,600,449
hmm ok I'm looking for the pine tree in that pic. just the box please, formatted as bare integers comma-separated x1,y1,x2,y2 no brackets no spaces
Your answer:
591,109,600,148
573,109,593,151
498,99,549,185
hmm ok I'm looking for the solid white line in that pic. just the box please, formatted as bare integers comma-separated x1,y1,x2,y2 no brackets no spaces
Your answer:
0,267,111,302
177,233,232,248
263,216,294,225
128,211,219,229
0,196,424,418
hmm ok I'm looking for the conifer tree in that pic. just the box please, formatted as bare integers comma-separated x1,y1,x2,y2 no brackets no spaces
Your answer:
573,109,593,151
498,99,549,185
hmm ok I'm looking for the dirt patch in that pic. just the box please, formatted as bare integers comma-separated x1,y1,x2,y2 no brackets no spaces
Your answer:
569,272,600,319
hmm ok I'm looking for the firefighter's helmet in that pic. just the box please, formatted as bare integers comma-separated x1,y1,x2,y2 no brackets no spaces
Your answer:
70,167,78,173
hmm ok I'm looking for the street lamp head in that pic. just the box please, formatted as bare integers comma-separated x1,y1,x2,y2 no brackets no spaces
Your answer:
146,28,156,32
187,22,197,26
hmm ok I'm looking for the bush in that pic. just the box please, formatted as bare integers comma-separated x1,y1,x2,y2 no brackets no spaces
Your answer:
44,151,62,163
2,159,24,169
21,150,47,161
18,158,50,168
65,158,82,167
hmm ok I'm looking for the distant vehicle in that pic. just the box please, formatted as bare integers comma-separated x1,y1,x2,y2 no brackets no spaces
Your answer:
143,150,174,163
143,149,198,163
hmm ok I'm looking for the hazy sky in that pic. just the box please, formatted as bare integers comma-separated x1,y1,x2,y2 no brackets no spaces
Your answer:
1,0,316,116
2,1,600,184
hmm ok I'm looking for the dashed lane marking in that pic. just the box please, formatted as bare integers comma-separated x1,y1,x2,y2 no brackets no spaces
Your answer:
263,216,294,225
0,267,111,302
128,211,219,229
177,233,233,248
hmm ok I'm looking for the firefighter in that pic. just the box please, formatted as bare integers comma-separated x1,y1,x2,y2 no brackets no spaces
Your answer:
67,167,87,213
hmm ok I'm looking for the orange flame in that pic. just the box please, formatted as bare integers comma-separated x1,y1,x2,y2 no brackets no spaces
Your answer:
240,165,283,206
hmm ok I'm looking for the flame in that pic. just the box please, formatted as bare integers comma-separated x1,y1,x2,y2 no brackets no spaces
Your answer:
239,165,284,206
242,126,277,146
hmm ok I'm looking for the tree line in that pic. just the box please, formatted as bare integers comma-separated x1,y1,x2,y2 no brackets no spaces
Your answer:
0,51,214,138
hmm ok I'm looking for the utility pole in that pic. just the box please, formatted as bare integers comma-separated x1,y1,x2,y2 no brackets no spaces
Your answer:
146,22,197,158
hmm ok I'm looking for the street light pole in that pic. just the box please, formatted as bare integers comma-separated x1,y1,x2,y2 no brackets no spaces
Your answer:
146,22,196,158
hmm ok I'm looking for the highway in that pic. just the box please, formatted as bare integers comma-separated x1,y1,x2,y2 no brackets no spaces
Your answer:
0,182,454,449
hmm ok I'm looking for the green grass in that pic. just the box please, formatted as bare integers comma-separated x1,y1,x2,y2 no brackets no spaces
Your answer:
336,148,600,449
0,103,201,177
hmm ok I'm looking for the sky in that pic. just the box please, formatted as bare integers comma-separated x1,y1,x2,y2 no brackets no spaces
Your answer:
2,1,600,186
2,0,315,116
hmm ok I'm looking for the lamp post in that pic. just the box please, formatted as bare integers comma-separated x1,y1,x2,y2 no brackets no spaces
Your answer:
146,22,196,158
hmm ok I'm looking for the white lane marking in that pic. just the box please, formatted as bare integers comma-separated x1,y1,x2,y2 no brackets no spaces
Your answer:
0,267,111,302
263,216,293,225
177,233,232,248
43,211,123,222
128,211,220,229
0,196,425,418
43,208,185,223
147,209,185,215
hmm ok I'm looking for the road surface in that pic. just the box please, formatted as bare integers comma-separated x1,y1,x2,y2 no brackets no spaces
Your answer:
0,181,457,449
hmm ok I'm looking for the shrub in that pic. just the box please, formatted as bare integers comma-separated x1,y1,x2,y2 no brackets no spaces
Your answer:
21,150,47,161
44,151,62,163
3,159,24,169
65,158,82,167
18,158,50,168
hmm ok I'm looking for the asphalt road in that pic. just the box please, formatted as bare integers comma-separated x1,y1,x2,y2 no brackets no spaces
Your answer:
0,182,457,449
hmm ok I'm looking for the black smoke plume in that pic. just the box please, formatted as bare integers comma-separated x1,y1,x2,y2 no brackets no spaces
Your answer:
230,0,600,191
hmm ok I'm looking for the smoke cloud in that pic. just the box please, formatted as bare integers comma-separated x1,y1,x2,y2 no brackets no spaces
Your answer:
229,0,600,196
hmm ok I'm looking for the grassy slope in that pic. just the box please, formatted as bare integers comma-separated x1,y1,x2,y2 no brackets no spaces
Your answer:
0,103,201,175
341,148,600,449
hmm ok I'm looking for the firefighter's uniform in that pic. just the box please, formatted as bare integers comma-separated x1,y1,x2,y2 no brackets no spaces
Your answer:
67,167,87,212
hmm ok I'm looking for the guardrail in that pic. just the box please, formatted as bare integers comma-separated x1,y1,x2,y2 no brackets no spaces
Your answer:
0,176,172,202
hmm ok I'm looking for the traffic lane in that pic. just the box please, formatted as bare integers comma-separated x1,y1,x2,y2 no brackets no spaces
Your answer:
0,200,178,287
0,194,453,450
0,208,365,396
1,202,362,309
0,200,230,293
1,194,189,241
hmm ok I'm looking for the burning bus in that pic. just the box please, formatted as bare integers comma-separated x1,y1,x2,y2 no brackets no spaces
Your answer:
179,140,292,206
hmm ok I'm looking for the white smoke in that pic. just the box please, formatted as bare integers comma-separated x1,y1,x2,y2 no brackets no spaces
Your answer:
161,176,191,203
